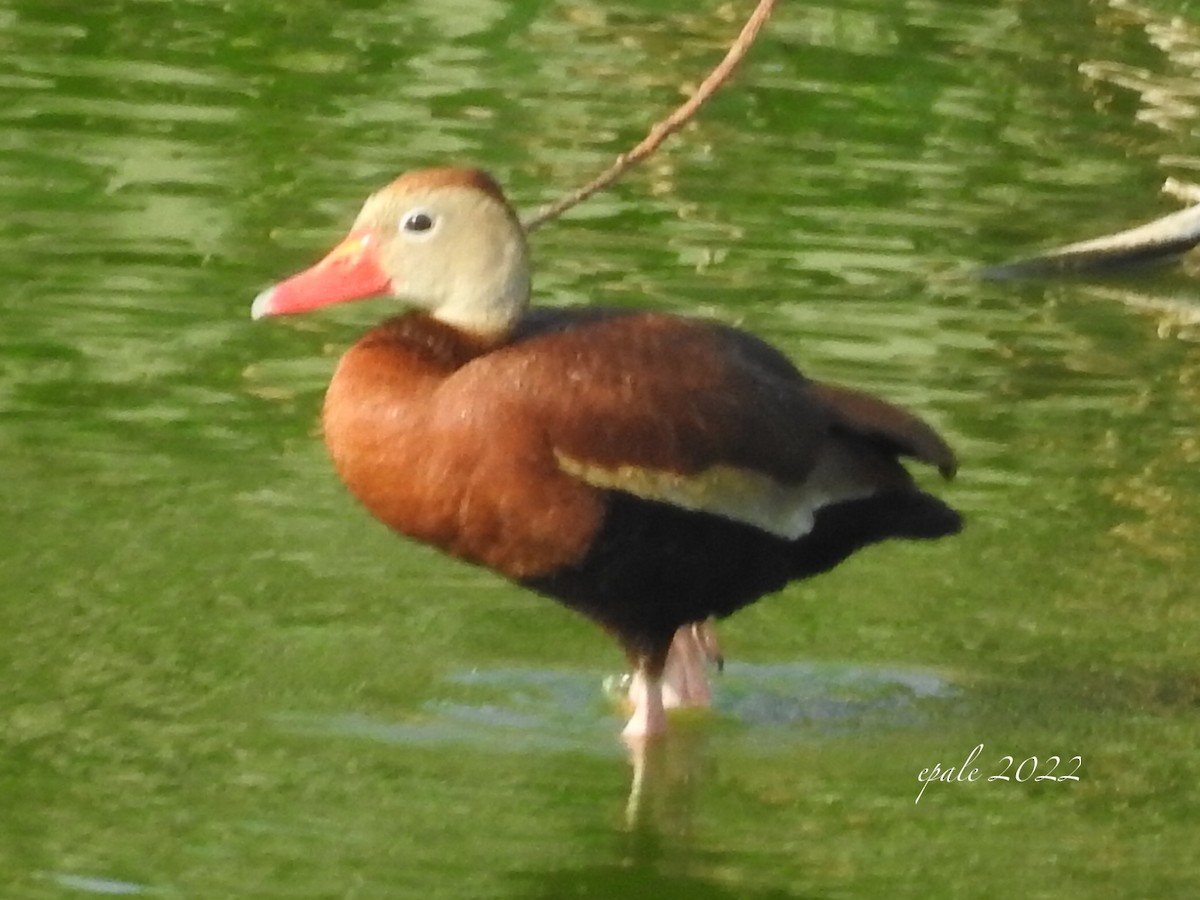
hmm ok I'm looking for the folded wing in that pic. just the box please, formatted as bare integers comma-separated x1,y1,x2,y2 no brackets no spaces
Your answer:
468,312,956,541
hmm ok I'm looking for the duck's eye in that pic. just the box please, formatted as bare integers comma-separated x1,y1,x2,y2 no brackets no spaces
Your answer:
401,211,435,233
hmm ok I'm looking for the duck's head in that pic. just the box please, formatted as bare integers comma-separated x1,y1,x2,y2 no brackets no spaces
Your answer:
251,167,531,337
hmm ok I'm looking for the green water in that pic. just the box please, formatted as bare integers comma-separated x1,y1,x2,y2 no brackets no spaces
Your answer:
2,0,1198,896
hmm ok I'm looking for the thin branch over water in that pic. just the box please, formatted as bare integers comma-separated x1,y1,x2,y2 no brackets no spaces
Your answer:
521,0,778,233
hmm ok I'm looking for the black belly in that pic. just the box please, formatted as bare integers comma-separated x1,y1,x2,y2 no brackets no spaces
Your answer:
521,489,962,667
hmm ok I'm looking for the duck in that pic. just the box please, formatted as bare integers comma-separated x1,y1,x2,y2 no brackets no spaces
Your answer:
251,166,962,740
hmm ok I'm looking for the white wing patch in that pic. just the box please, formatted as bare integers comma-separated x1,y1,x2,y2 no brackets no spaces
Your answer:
555,450,876,541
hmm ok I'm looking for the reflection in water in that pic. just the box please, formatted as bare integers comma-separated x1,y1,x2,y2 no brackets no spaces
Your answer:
278,662,953,734
274,660,955,831
43,872,149,896
1081,0,1200,133
623,726,712,832
500,855,808,900
1085,280,1200,338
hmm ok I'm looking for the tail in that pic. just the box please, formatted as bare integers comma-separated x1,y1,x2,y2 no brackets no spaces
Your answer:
791,491,962,579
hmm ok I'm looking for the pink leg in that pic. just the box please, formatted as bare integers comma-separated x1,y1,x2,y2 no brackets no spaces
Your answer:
693,620,724,671
623,669,667,739
621,621,724,737
660,622,722,709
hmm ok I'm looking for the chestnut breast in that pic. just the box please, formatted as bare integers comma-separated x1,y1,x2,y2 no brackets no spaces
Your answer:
322,314,607,579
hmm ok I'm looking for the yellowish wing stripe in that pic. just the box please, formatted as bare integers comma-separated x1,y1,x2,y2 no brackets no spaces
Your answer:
555,451,835,541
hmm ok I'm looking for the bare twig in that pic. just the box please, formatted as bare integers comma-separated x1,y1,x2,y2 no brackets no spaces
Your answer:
521,0,778,233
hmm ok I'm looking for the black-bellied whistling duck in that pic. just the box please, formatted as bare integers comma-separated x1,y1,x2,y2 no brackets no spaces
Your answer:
251,167,962,740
